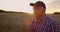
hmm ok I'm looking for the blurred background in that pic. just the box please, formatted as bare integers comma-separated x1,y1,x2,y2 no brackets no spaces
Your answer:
0,0,60,32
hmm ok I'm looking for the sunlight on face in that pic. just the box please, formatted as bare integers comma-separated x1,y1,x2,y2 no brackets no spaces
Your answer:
33,6,45,17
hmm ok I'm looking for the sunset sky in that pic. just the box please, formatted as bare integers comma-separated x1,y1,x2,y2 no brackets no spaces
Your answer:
0,0,60,14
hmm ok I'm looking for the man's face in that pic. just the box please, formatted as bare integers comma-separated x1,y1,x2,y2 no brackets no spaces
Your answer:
33,5,45,17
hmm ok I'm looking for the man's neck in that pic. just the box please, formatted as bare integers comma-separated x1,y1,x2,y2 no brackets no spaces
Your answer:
35,14,45,22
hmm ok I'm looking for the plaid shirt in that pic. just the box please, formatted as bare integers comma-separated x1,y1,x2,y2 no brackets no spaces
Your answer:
27,15,58,32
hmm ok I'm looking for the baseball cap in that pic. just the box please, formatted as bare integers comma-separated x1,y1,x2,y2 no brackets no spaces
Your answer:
30,1,46,9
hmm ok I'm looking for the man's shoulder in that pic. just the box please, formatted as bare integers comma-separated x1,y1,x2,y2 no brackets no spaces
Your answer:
45,15,55,21
45,15,56,24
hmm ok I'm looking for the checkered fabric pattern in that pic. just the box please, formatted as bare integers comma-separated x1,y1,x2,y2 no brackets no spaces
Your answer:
27,15,58,32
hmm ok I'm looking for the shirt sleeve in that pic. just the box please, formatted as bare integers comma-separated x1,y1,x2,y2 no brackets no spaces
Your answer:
45,20,59,32
51,20,59,32
51,21,58,32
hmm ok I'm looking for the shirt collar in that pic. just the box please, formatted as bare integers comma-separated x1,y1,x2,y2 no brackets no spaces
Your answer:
34,14,46,23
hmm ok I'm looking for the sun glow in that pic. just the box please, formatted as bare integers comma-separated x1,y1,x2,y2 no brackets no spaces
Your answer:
0,0,60,14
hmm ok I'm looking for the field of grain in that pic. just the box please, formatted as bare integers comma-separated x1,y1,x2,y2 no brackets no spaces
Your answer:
0,12,60,32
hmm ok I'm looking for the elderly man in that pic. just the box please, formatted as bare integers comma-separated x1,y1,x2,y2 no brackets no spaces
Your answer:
27,1,58,32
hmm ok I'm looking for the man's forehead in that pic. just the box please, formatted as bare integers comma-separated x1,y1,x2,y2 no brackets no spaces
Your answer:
33,5,43,8
33,6,45,10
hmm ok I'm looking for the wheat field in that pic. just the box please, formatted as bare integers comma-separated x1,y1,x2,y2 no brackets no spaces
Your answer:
0,12,60,32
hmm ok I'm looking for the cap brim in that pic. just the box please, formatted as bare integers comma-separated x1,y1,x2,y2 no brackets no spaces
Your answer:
30,3,35,6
